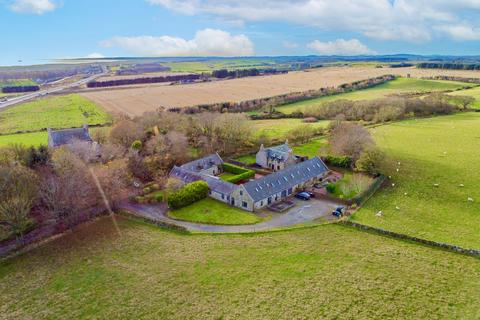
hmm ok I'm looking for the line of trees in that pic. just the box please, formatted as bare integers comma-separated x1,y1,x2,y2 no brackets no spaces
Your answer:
300,93,469,124
87,74,201,88
212,68,287,79
2,85,40,93
169,75,396,114
417,62,480,70
423,75,480,84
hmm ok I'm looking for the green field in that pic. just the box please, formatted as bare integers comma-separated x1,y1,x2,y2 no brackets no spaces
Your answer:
0,94,112,134
277,78,476,114
0,131,47,147
353,112,480,249
450,86,480,109
1,217,479,319
0,79,37,89
168,198,261,225
0,127,108,148
166,59,275,73
251,119,330,139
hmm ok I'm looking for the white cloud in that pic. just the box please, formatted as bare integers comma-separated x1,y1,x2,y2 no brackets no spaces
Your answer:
85,53,105,59
437,24,480,41
308,39,375,55
101,29,254,56
146,0,480,43
9,0,57,14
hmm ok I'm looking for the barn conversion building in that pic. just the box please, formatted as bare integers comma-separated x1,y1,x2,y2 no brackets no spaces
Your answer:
170,152,330,212
230,157,329,211
256,141,299,171
47,124,93,148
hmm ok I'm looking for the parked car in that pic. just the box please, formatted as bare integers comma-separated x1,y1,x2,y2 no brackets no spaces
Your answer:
332,206,346,217
295,192,311,201
332,210,343,217
305,191,316,198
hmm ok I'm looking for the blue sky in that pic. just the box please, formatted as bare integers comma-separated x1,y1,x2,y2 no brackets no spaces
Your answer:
2,0,480,66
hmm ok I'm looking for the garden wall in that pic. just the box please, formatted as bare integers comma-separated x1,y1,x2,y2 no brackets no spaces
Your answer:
341,220,480,258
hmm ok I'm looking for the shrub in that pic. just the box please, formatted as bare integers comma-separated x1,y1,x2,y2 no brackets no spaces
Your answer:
222,163,249,174
131,140,142,151
167,181,209,209
323,155,353,168
222,163,255,183
356,147,385,176
224,170,255,184
326,183,336,194
143,187,151,194
135,196,145,204
154,192,164,202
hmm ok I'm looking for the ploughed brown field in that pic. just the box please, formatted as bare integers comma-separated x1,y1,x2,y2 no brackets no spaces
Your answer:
81,66,480,116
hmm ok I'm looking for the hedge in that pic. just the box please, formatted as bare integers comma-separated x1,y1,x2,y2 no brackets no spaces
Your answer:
222,163,255,183
167,181,209,209
322,155,353,168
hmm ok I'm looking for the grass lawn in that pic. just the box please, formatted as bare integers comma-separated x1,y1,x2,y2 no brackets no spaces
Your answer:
352,112,480,249
0,127,109,148
168,198,262,225
219,172,237,181
1,217,479,319
327,172,374,200
250,119,330,139
0,94,112,134
277,77,476,114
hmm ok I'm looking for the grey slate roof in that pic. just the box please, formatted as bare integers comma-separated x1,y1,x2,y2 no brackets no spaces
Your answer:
48,126,92,148
265,143,292,161
243,157,329,202
180,153,223,173
200,174,238,195
170,166,237,195
170,166,203,184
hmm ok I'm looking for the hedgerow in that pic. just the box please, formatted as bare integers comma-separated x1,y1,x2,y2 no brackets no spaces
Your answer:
167,181,209,209
222,163,255,183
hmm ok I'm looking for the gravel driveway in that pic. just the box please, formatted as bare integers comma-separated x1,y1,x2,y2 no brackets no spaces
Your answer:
121,198,341,233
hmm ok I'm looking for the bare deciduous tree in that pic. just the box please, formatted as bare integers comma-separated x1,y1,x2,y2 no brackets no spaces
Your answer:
329,123,374,161
0,165,39,242
109,120,144,148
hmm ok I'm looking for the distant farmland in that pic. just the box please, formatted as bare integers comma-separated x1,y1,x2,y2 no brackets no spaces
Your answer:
81,66,480,116
277,77,476,114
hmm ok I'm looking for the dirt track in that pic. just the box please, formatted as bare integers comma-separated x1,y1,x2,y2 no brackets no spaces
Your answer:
81,67,480,116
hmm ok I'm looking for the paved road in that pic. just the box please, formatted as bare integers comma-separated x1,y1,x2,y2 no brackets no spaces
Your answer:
0,72,105,110
121,198,340,233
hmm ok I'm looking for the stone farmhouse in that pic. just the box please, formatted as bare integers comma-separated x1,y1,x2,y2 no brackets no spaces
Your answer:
256,141,300,171
170,148,329,212
47,124,93,148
